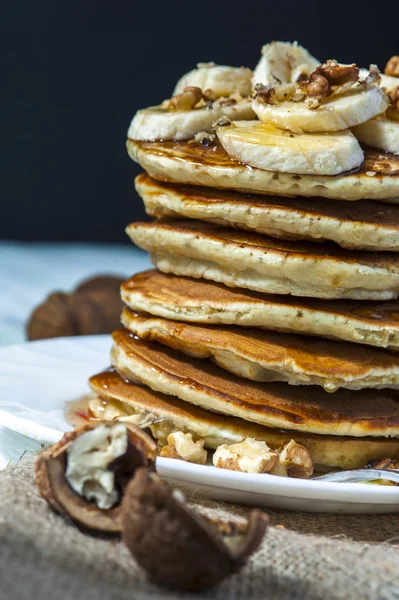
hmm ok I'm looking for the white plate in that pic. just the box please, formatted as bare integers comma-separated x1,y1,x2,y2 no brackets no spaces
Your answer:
1,336,399,514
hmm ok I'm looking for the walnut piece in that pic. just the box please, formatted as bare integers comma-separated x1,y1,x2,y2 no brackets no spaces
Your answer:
367,457,399,470
256,60,360,109
372,161,393,175
213,438,279,474
202,88,217,102
308,60,359,100
168,86,203,111
385,56,399,77
255,82,305,105
274,440,314,479
307,73,329,99
160,432,207,464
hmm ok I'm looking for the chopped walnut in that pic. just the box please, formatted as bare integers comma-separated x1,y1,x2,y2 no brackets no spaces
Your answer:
254,84,275,103
256,60,360,110
372,161,393,175
307,73,329,100
168,86,203,111
255,82,299,104
367,457,399,470
202,88,217,102
305,96,322,110
213,439,279,474
160,432,207,464
308,60,359,100
274,440,314,479
385,56,399,77
149,419,177,446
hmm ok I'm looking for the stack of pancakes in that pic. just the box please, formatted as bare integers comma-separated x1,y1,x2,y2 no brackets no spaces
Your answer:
89,51,399,474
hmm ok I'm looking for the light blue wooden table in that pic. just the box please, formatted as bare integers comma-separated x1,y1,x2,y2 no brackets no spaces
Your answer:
0,241,151,467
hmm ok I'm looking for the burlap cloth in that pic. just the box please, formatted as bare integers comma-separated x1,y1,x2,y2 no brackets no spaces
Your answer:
1,456,399,599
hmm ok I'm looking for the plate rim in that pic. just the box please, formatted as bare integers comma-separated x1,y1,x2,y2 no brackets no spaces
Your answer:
1,335,399,506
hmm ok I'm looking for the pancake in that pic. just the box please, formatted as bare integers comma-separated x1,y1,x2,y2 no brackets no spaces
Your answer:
89,370,399,471
127,139,399,202
121,271,399,350
135,173,399,252
111,329,399,437
121,309,399,392
126,220,399,300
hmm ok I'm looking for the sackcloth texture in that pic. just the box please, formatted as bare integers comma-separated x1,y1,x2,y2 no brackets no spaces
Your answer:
1,455,399,600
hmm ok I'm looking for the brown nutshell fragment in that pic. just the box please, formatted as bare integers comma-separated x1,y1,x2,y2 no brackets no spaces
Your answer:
35,421,157,532
27,292,76,341
75,275,125,295
122,469,268,591
27,274,125,341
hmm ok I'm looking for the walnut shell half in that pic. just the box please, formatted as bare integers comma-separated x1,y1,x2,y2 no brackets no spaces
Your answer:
36,421,157,532
27,275,125,341
121,468,268,591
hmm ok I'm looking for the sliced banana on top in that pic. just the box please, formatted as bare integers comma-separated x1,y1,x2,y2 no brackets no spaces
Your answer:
359,68,399,93
128,87,255,142
253,86,387,133
352,87,399,155
215,120,364,176
352,116,399,155
173,63,253,98
253,62,388,133
253,41,320,87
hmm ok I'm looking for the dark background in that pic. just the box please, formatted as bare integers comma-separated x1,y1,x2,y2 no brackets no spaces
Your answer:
2,0,399,242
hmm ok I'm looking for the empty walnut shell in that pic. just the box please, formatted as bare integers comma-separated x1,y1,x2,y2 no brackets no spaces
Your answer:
27,274,125,341
27,292,76,340
75,275,125,295
121,469,268,591
36,421,157,532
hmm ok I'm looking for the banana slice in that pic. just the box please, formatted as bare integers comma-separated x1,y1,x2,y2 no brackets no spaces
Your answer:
216,120,364,175
253,41,320,87
352,116,399,155
253,86,388,133
173,64,253,98
359,68,399,92
128,100,255,142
